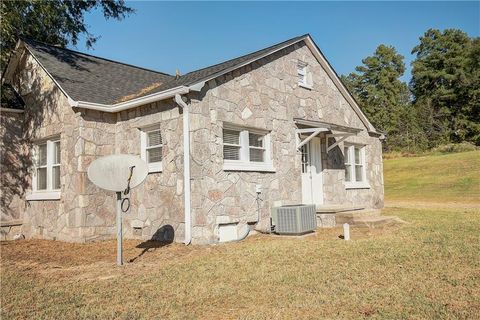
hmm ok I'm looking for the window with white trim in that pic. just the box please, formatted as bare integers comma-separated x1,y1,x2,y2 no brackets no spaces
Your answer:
223,129,241,160
344,144,368,188
222,125,274,172
33,139,61,192
249,133,265,162
140,125,163,173
297,60,312,88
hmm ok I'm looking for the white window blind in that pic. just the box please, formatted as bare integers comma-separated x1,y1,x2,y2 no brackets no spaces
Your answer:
223,129,241,160
222,125,274,172
141,126,163,173
147,130,162,163
298,62,307,86
297,60,312,88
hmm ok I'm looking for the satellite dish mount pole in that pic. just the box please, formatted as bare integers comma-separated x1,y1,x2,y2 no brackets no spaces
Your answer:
116,191,123,266
87,154,148,267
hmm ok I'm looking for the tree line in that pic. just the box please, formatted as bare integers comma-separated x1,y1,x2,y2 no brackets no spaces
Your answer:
341,29,479,152
1,3,477,152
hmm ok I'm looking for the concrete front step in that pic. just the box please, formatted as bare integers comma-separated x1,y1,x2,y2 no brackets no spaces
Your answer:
343,215,405,228
335,209,382,224
315,206,405,229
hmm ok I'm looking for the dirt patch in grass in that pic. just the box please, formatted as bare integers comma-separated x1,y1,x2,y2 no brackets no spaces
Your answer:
2,207,479,319
1,226,388,278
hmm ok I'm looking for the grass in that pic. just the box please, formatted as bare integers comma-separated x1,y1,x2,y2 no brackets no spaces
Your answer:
1,151,479,319
384,150,480,203
2,206,480,319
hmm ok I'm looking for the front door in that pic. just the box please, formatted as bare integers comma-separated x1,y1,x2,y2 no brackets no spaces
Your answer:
301,137,324,206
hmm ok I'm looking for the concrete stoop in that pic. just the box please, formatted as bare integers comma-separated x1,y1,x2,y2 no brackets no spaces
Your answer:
336,210,405,228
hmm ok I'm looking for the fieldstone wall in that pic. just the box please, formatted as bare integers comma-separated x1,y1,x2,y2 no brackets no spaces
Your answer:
2,40,383,245
113,101,185,242
0,111,25,223
5,49,84,241
0,111,27,240
3,49,185,243
189,41,384,244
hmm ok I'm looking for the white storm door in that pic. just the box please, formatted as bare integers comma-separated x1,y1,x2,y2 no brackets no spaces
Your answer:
301,137,324,206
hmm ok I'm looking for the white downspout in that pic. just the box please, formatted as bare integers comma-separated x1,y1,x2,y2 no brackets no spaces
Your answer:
174,94,192,245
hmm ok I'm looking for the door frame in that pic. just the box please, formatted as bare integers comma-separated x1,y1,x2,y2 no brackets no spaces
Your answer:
301,136,324,206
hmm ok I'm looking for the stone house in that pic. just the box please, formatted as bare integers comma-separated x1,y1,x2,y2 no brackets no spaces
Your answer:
0,34,384,244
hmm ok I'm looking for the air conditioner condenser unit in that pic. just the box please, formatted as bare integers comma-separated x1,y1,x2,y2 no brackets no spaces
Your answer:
271,204,317,235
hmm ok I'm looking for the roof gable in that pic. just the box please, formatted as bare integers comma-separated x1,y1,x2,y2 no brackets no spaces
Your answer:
4,35,377,133
22,39,174,105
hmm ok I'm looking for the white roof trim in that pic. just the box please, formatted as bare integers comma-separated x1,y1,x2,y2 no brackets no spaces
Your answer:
303,37,376,132
0,107,24,113
5,36,381,129
2,41,23,85
73,86,190,113
7,41,191,114
184,39,307,87
185,35,378,133
20,41,75,104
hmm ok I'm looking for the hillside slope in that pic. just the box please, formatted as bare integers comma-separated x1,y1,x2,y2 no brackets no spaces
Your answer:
383,151,480,203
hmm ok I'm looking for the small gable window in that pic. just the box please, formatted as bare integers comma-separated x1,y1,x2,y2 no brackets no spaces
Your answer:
140,125,163,173
222,124,275,172
297,61,312,89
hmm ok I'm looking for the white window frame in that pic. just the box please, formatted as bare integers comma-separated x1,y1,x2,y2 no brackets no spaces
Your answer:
222,124,275,172
297,60,312,89
140,125,163,173
26,138,61,201
344,143,369,189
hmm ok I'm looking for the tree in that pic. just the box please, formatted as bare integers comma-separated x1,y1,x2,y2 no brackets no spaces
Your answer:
0,0,134,69
410,29,480,145
341,44,411,151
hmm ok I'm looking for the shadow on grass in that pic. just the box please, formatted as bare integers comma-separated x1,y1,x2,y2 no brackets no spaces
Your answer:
129,225,174,263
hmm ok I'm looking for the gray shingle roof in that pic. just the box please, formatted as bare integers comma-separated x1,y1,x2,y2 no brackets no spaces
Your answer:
24,39,174,105
162,34,308,90
23,35,309,105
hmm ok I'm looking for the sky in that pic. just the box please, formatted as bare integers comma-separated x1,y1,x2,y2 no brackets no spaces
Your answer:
75,1,480,82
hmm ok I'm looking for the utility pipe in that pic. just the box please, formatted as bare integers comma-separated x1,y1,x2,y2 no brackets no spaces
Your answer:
174,94,192,245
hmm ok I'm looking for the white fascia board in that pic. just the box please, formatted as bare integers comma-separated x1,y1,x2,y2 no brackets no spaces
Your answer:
22,40,192,113
303,37,376,132
74,86,190,113
0,107,24,113
2,40,23,85
22,42,75,103
188,81,206,92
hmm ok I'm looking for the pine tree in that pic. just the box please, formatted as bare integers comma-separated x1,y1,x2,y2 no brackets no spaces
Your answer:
410,29,480,146
0,0,134,69
341,45,411,151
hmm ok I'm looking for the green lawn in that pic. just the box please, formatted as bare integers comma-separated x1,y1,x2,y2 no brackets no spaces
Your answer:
1,151,479,319
384,150,480,203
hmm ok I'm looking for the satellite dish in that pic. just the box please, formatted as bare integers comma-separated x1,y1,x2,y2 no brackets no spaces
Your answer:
87,154,148,192
87,154,148,266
